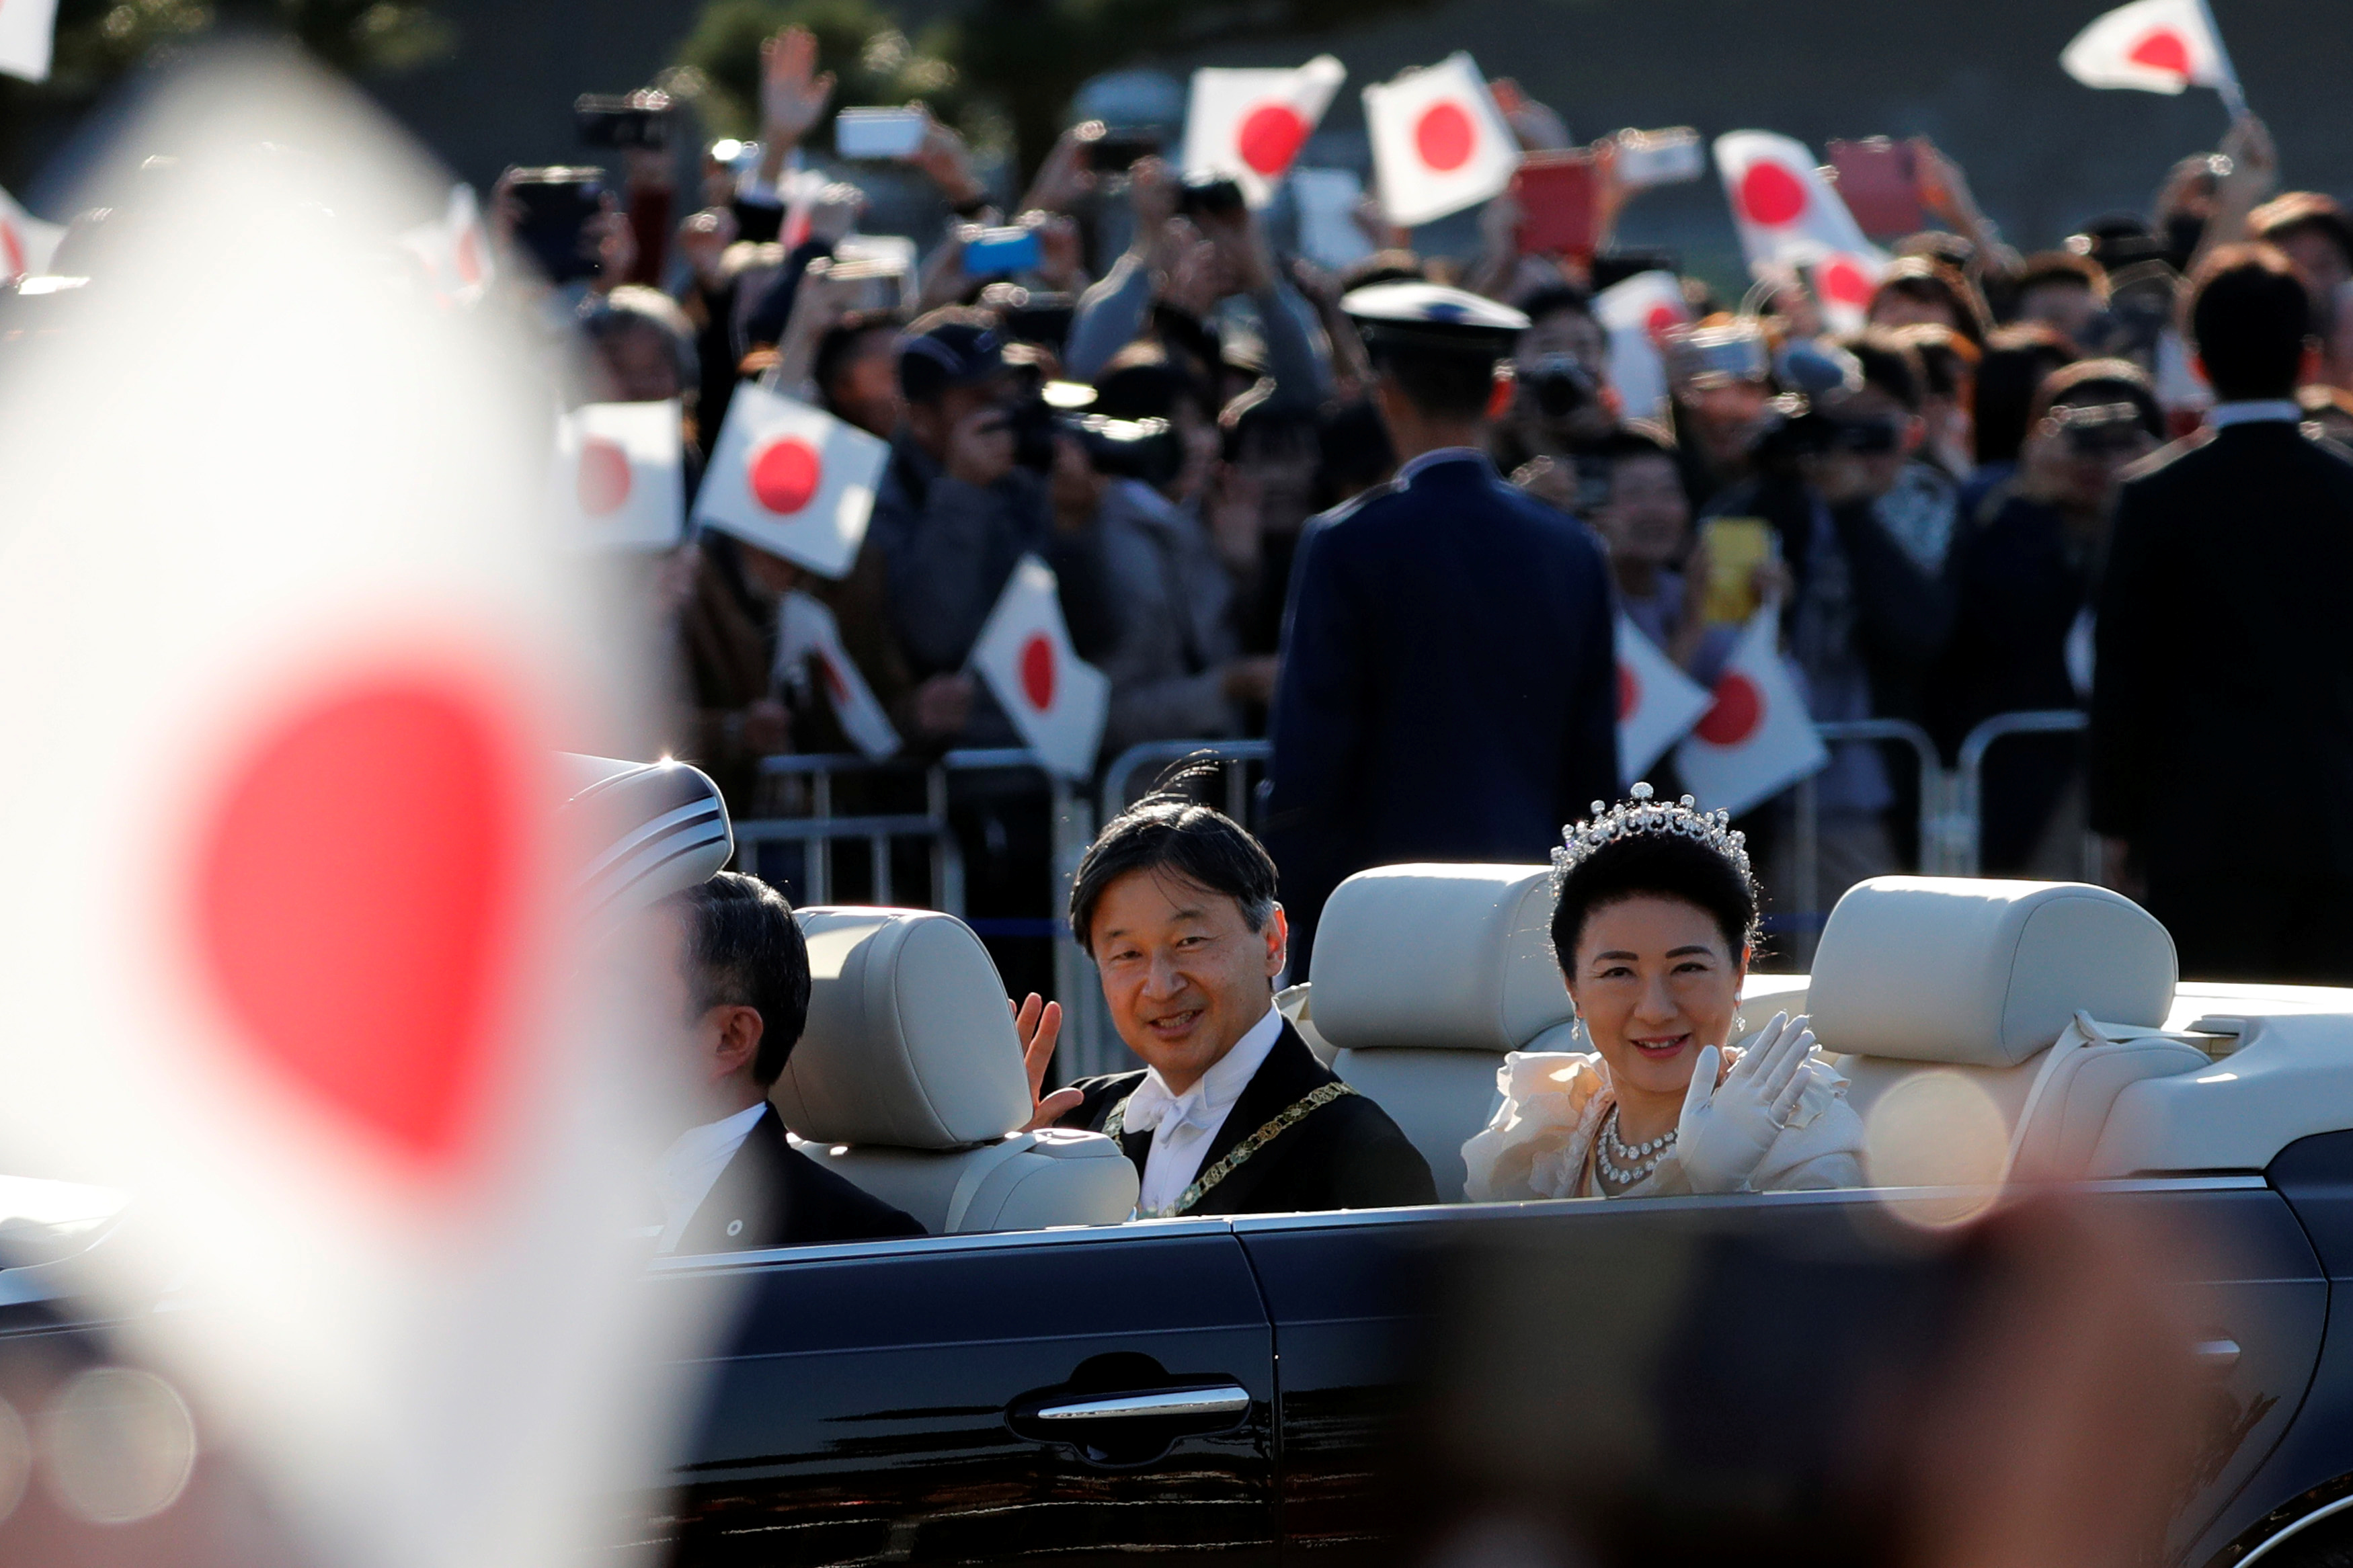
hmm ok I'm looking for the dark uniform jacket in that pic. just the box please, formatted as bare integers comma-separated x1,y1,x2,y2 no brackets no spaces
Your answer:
1263,451,1619,959
1055,1022,1437,1216
676,1104,927,1254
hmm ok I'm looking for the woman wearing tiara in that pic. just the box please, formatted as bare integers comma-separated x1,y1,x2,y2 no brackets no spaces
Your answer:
1463,785,1866,1200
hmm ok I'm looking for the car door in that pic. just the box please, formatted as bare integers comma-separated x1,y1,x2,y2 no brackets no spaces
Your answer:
1238,1180,2325,1565
642,1221,1277,1567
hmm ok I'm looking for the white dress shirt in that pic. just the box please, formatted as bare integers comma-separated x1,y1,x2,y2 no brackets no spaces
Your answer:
651,1102,768,1253
2208,399,2304,428
1121,1007,1286,1218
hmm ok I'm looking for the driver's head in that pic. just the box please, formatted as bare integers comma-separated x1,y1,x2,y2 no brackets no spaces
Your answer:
1070,782,1287,1095
662,872,811,1112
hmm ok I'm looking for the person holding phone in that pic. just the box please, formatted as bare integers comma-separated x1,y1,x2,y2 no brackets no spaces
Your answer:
1493,284,1620,475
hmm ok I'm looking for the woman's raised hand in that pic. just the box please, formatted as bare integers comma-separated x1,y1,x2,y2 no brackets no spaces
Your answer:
1675,1012,1816,1193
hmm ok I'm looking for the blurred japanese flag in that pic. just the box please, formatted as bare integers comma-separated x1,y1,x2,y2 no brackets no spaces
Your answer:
0,181,63,279
969,554,1107,781
398,181,494,306
2062,0,2228,95
1616,614,1714,784
1809,249,1886,335
695,380,888,578
1714,131,1876,272
1183,55,1346,208
1673,607,1828,817
553,400,684,550
0,0,55,83
778,590,901,760
1363,52,1517,227
1593,270,1691,423
0,46,716,1568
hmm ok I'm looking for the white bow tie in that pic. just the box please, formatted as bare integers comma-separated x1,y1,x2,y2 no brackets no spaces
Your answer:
1121,1075,1217,1140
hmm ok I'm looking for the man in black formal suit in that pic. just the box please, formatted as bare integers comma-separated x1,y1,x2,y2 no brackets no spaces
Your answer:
2091,244,2353,982
654,872,926,1252
1263,281,1619,967
1029,781,1436,1218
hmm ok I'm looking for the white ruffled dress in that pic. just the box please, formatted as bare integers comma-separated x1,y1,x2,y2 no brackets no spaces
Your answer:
1461,1041,1867,1200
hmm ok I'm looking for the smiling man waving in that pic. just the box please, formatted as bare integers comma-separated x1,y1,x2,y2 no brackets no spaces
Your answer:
1046,775,1435,1219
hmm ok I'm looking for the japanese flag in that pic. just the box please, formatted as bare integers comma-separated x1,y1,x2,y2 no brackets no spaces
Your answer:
779,590,901,760
2062,0,2228,95
1714,130,1875,272
1363,52,1518,228
551,400,683,550
1810,249,1887,336
1184,54,1347,208
0,52,717,1568
969,554,1108,781
0,181,63,279
1593,270,1691,423
399,181,495,306
1673,607,1828,817
0,0,56,83
694,380,888,579
1617,614,1714,784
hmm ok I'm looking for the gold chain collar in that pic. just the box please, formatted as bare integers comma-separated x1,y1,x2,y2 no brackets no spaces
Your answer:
1107,1081,1358,1217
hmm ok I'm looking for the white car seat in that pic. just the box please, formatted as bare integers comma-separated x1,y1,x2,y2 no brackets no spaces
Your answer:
1304,864,1577,1200
772,907,1139,1233
1808,877,2210,1184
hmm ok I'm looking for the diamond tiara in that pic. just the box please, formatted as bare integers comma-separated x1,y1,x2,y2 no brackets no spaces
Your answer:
1550,781,1753,888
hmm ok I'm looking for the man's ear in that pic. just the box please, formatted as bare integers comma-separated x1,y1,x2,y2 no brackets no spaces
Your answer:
1263,903,1289,979
711,1005,765,1083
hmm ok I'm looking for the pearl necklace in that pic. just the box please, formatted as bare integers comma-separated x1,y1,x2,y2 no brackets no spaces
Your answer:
1595,1103,1677,1190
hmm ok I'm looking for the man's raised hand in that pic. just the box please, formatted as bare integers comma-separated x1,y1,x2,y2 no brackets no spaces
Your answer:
759,26,835,147
1014,993,1084,1131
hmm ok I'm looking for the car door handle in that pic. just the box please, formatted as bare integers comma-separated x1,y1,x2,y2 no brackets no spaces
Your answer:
1033,1383,1252,1422
2194,1337,2241,1372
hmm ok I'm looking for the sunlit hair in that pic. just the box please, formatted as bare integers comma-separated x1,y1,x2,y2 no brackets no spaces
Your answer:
1069,760,1277,954
666,871,810,1087
1550,798,1761,971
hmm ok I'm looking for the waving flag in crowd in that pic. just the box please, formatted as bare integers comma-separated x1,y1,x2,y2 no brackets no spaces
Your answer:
1809,250,1886,335
551,401,684,550
1593,269,1692,424
1363,52,1518,227
1674,608,1829,818
0,181,62,279
971,555,1108,781
694,380,889,579
1616,614,1715,784
1184,55,1347,208
2062,0,2245,115
0,0,56,82
399,181,495,306
1714,130,1877,272
778,590,901,760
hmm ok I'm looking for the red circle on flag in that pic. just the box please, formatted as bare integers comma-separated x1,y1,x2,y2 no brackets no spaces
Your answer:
1696,673,1764,747
188,676,530,1173
1819,257,1876,307
751,437,823,514
1020,634,1056,710
1238,104,1310,175
2128,28,2192,74
1738,162,1808,227
1644,302,1682,341
1414,101,1476,172
0,220,23,280
575,436,633,517
1616,663,1638,723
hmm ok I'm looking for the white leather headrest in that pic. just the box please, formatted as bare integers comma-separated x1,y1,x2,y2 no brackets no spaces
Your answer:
772,908,1031,1149
1810,878,2177,1068
1310,864,1572,1051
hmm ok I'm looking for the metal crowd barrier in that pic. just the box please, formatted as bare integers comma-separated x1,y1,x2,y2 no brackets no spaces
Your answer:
725,711,2095,1079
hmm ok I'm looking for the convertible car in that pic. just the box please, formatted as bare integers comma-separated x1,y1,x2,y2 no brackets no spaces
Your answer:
6,757,2353,1567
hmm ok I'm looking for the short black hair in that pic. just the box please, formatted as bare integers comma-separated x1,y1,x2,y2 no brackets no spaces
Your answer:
1371,339,1501,422
2190,244,2311,401
668,871,810,1086
1517,283,1595,328
813,310,905,403
1835,329,1927,413
1550,827,1761,973
1070,766,1279,954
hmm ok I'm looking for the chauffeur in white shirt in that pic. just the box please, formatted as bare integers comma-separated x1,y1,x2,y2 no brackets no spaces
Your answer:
1013,774,1435,1219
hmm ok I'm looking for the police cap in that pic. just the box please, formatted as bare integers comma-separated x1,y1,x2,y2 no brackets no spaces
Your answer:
1341,281,1529,358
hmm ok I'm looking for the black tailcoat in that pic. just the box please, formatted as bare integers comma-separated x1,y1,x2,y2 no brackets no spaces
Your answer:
1057,1022,1437,1216
676,1104,928,1254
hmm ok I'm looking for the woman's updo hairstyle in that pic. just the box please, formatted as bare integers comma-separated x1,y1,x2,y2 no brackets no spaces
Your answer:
1548,790,1761,973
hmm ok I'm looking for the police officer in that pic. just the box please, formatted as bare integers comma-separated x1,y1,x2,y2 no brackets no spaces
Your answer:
1265,282,1620,965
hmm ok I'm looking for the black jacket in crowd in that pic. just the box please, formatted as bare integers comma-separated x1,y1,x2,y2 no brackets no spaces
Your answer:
1056,1022,1438,1216
1264,452,1619,960
2090,420,2353,889
676,1104,927,1254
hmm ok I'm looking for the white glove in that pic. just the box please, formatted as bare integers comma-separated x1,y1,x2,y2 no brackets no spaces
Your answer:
1675,1012,1817,1194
